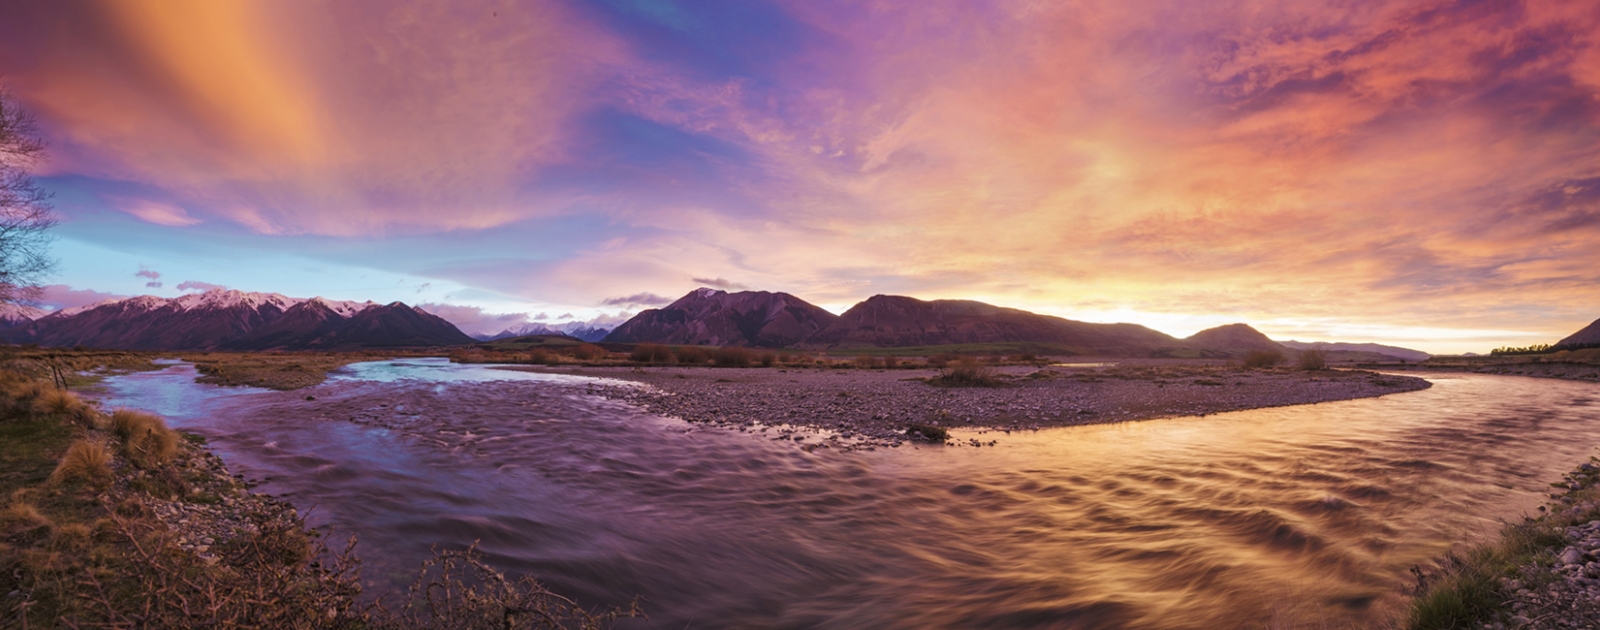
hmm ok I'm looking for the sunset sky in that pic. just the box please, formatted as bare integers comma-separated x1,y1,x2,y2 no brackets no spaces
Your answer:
2,0,1598,352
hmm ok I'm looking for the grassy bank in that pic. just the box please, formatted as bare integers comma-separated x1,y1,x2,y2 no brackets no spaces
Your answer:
1405,458,1600,629
0,368,637,628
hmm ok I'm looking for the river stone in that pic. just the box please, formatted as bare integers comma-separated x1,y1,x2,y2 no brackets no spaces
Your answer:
1560,547,1584,566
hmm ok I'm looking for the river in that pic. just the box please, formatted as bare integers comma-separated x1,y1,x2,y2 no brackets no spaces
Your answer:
89,359,1600,628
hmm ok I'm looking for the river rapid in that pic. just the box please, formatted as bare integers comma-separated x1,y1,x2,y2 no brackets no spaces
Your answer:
90,359,1600,629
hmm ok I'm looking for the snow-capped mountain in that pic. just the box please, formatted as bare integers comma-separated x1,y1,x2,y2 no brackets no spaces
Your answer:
3,289,472,350
478,321,613,342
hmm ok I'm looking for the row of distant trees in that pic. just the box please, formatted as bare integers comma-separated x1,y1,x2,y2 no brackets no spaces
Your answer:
1490,342,1600,356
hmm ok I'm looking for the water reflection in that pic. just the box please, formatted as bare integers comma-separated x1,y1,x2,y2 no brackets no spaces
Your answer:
90,361,1600,628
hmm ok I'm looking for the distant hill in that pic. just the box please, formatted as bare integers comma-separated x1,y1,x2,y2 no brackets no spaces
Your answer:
1278,340,1430,362
603,288,838,348
803,294,1179,355
1556,317,1600,349
601,288,1295,357
1,289,473,350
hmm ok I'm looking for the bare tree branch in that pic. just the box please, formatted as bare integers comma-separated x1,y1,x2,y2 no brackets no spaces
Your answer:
0,85,57,306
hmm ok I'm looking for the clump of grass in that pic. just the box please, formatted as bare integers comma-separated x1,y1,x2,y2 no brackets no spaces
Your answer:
111,409,178,469
712,346,751,367
50,439,114,488
1243,349,1286,369
1298,347,1329,371
1,500,52,534
927,360,1005,387
48,521,93,552
904,423,949,443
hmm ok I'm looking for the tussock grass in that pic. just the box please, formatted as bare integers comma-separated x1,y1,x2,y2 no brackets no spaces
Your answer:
1,500,52,534
50,439,113,488
111,409,178,468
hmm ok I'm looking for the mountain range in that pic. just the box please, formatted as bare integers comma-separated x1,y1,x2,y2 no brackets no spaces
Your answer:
1,289,473,350
1,285,1450,358
477,322,611,343
601,288,1320,358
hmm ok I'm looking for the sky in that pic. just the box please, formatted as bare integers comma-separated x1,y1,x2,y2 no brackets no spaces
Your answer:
1,0,1598,352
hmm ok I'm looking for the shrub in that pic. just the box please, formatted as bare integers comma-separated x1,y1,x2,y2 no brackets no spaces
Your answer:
927,353,958,368
1243,349,1286,369
526,349,550,364
112,409,178,468
904,423,949,443
928,360,1005,387
757,352,777,367
1298,347,1329,371
572,344,606,361
712,346,751,367
630,343,672,364
676,347,709,365
51,439,113,488
881,355,899,369
853,355,880,369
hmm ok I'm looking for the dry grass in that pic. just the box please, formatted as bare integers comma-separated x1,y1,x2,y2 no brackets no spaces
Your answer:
188,351,412,390
50,439,113,488
372,543,640,630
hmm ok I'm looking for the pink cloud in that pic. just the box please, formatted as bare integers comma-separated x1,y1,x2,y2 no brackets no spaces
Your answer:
176,280,227,292
105,196,201,226
35,285,129,312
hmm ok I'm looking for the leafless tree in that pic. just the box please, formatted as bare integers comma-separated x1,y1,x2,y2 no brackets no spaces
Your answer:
0,86,56,306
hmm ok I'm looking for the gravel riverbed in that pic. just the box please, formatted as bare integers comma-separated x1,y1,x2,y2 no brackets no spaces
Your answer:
506,363,1432,451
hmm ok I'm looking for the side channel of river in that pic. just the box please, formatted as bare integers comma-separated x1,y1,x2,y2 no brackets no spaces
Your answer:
90,359,1600,629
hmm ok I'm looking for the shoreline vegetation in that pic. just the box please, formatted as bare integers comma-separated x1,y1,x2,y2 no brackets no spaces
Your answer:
1405,456,1600,629
0,358,639,629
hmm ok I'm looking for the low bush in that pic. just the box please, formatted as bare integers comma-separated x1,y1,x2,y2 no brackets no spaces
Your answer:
1243,349,1286,369
51,439,114,488
630,343,672,364
712,346,751,367
572,344,607,361
676,347,709,365
881,355,899,369
928,361,1005,387
1298,347,1328,371
853,355,880,369
757,352,777,367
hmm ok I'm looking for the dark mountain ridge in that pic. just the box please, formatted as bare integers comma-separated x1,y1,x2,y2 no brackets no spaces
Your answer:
603,288,838,348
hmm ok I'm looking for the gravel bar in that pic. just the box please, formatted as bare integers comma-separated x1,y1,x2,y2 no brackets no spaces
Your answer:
503,363,1431,452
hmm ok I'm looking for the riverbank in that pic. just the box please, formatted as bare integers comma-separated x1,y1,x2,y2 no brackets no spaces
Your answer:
1,370,637,628
506,363,1431,451
1407,457,1600,629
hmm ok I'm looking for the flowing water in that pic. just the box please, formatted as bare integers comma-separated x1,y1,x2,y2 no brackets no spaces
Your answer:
89,359,1600,628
